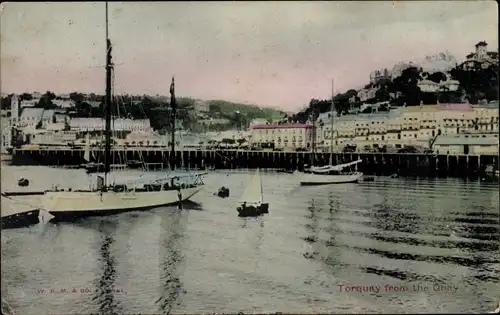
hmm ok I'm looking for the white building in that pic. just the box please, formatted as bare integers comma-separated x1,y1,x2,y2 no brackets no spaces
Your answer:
31,130,78,145
1,116,12,152
460,41,499,71
418,79,439,93
309,103,499,152
434,133,499,155
69,118,152,132
17,108,55,128
249,123,314,150
20,99,39,108
52,99,75,108
357,88,377,102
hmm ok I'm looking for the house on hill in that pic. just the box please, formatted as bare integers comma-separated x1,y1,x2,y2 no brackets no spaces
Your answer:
459,41,498,71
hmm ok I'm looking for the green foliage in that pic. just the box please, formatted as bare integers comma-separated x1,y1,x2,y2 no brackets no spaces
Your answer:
450,64,498,103
35,91,57,109
207,100,284,120
204,100,285,130
0,94,13,110
20,93,33,101
297,59,498,122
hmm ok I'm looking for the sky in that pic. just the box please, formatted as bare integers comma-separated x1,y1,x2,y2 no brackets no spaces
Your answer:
1,1,498,111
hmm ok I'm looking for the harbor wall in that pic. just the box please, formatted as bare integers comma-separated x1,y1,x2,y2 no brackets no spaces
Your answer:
10,148,499,179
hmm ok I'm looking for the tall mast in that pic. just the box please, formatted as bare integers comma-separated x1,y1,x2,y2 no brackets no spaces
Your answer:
104,1,113,184
259,168,263,202
329,79,334,165
311,109,316,167
169,76,176,170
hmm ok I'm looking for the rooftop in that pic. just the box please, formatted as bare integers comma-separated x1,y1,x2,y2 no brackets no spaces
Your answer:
402,105,441,113
250,123,313,130
435,134,498,146
317,108,404,123
20,108,55,119
439,103,473,111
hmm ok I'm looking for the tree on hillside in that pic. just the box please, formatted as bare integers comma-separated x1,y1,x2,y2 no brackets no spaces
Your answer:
149,107,171,131
427,72,447,83
69,92,85,103
450,64,498,103
44,91,56,101
20,93,33,101
389,66,422,106
375,85,391,102
0,94,13,110
35,91,57,109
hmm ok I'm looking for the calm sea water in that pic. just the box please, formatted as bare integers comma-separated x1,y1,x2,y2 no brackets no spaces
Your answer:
1,166,499,314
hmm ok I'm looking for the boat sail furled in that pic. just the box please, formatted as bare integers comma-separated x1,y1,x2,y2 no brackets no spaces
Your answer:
38,2,206,220
295,79,363,186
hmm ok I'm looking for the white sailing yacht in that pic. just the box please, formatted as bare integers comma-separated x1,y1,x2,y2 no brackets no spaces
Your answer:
39,3,206,220
237,169,269,217
294,79,363,186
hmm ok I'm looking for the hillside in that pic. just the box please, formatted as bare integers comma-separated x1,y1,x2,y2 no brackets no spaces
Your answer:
0,92,286,132
290,49,498,123
205,100,285,121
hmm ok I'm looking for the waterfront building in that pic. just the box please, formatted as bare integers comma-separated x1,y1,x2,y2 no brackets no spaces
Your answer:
20,99,39,108
249,123,314,150
256,103,498,154
31,130,78,146
119,130,164,147
69,118,152,133
433,132,499,155
17,108,55,128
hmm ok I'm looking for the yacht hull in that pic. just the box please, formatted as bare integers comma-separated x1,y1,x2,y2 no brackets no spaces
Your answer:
1,186,203,229
42,186,203,214
1,209,40,229
295,171,363,186
1,194,43,229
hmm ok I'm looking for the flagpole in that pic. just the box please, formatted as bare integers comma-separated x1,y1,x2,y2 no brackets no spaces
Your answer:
329,79,334,165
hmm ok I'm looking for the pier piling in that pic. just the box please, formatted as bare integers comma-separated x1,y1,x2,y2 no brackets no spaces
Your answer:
9,148,497,179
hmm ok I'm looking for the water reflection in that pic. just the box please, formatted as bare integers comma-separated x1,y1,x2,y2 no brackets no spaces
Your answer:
303,198,318,244
322,193,341,270
239,216,265,249
156,209,186,315
91,220,122,315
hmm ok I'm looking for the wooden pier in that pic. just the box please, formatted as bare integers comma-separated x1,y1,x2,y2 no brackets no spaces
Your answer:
10,147,499,179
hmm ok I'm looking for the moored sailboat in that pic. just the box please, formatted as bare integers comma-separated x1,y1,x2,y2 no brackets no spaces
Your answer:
37,2,206,222
296,159,363,185
294,79,363,186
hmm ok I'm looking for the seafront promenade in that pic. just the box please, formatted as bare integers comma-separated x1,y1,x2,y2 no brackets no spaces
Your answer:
10,147,499,178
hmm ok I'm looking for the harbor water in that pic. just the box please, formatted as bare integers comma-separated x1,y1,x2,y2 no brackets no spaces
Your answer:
1,166,499,314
